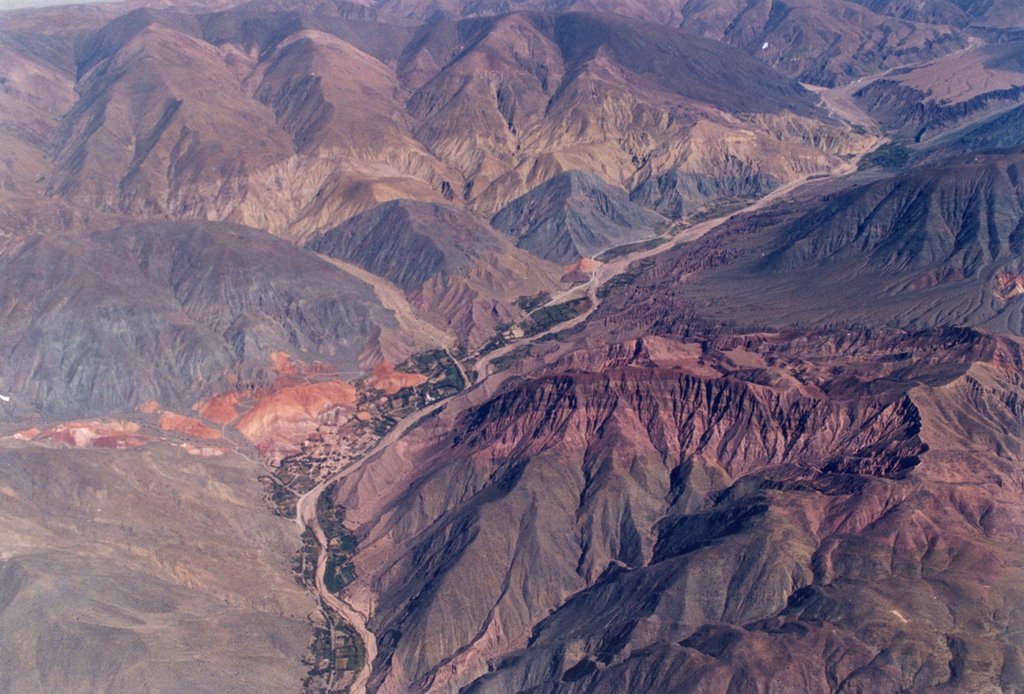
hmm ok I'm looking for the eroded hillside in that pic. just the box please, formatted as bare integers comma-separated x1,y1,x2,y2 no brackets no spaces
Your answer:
1,0,1022,693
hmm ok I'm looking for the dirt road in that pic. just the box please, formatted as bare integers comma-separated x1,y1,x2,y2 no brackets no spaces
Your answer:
294,97,887,694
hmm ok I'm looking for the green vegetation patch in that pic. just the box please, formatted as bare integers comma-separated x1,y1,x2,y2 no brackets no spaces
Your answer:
476,322,515,357
404,349,450,376
317,489,358,595
293,528,320,589
596,236,663,262
685,199,749,224
302,615,365,692
490,345,532,373
597,258,655,299
520,296,592,337
515,291,552,312
859,141,912,170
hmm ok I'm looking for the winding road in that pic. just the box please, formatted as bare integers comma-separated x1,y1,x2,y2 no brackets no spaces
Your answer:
293,97,887,694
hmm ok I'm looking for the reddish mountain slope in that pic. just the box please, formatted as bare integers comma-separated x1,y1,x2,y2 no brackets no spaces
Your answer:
327,327,1024,692
1,2,1023,693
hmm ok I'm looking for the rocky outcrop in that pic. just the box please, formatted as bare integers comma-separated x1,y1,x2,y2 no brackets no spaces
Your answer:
851,39,1024,141
854,79,1024,141
22,419,149,449
382,0,973,87
630,166,780,218
763,154,1024,276
926,102,1024,156
48,19,294,220
311,200,486,292
236,380,357,455
158,411,221,440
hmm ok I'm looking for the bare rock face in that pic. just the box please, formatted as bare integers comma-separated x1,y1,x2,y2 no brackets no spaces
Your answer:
305,102,1024,693
399,11,861,215
236,380,357,455
309,199,561,346
330,328,1024,693
589,150,1024,339
629,166,781,219
375,0,990,89
925,101,1024,157
310,200,481,292
676,0,968,87
472,357,1024,693
0,220,398,415
761,154,1024,278
1,2,1023,693
491,171,665,263
1,3,867,241
49,14,294,221
851,40,1024,141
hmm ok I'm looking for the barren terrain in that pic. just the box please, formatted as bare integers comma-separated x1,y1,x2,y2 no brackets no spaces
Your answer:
1,0,1022,692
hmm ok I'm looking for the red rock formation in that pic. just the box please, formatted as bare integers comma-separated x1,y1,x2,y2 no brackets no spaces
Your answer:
33,420,150,449
324,328,1023,692
270,351,300,376
179,443,229,457
367,361,427,395
236,381,357,455
0,3,1020,692
560,257,600,284
196,392,241,425
159,412,221,441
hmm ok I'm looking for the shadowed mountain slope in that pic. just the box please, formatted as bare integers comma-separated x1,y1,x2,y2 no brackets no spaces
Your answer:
48,18,294,221
851,40,1024,141
308,140,1024,692
308,200,560,344
371,0,1012,84
491,171,665,263
590,150,1024,338
399,11,854,213
2,3,1024,693
925,101,1024,156
328,327,1024,692
676,0,968,87
0,220,399,415
1,4,865,240
198,0,414,64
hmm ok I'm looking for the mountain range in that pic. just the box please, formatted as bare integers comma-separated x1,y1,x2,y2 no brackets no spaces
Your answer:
1,0,1023,692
